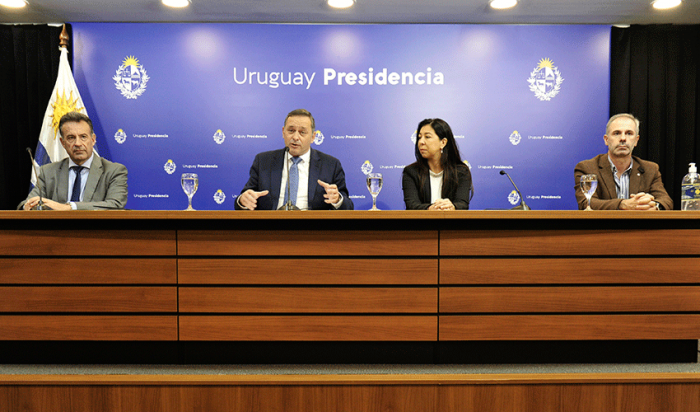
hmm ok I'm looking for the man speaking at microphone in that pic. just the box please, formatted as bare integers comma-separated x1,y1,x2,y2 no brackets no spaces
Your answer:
19,111,128,211
235,109,353,210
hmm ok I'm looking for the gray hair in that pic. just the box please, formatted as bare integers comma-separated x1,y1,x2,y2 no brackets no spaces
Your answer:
606,113,640,136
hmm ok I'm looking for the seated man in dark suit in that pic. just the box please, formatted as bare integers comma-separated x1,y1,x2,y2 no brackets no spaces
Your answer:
19,111,128,211
574,113,672,210
235,109,353,210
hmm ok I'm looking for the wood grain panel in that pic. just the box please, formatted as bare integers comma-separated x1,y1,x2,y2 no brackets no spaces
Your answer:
0,287,177,312
0,258,176,284
0,315,177,340
178,258,438,285
440,286,700,313
439,314,700,340
440,229,700,256
179,287,437,313
442,383,561,411
442,382,700,412
2,376,698,412
178,230,437,256
440,257,700,284
179,315,437,341
0,230,176,256
3,372,700,385
0,385,439,412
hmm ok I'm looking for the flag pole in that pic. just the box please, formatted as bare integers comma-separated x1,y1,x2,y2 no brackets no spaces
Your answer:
29,23,88,188
60,24,69,49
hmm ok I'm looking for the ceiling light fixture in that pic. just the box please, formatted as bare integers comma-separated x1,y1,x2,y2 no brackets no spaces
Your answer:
490,0,517,9
328,0,355,9
651,0,681,9
0,0,28,8
162,0,190,8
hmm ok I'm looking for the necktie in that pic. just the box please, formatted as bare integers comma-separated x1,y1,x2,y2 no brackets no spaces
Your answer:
70,166,84,202
284,157,302,206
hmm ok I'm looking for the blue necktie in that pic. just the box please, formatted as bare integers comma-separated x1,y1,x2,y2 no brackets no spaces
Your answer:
284,157,302,206
70,166,84,202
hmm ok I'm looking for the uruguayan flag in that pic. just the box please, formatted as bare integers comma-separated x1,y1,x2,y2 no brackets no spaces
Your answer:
30,44,90,187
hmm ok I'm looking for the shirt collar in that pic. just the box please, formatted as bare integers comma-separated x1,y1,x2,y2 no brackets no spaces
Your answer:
68,153,95,170
288,149,311,164
607,155,633,175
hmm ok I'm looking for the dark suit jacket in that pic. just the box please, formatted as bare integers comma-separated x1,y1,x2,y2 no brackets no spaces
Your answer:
18,156,128,210
235,148,353,210
402,163,472,210
574,154,672,210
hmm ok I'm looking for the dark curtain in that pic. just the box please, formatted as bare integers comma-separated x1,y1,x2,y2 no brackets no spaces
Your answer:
610,25,700,210
0,24,72,210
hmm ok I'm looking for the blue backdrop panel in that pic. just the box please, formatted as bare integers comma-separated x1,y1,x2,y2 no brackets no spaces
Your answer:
71,23,610,210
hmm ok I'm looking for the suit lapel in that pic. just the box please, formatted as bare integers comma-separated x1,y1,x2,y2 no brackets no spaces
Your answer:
270,149,285,209
421,174,432,203
83,157,103,201
56,159,70,203
308,149,322,206
596,155,618,199
629,158,644,195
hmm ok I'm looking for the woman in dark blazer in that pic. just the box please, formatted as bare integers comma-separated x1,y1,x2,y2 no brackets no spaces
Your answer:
402,118,472,210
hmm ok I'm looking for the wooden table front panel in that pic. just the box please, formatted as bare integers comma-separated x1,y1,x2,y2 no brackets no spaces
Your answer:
440,286,700,313
0,230,176,256
0,230,178,341
179,258,437,285
0,286,176,312
0,258,176,284
178,230,437,256
0,315,177,340
179,315,437,341
439,229,700,341
180,287,437,313
178,230,439,341
440,229,700,256
440,257,700,284
439,314,700,340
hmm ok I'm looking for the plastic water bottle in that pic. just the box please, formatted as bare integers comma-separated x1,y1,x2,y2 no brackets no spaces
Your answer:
681,163,700,211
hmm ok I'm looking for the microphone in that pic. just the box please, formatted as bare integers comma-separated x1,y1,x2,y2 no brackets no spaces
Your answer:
278,146,300,211
26,147,50,210
500,170,530,211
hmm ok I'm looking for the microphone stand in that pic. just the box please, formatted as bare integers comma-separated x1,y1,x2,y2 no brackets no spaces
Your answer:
500,170,530,210
26,147,49,211
278,147,300,211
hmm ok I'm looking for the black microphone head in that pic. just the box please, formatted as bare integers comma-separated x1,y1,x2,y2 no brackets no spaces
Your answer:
499,170,506,175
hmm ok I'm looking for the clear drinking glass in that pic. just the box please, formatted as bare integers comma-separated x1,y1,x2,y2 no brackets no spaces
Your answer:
366,172,383,211
580,174,597,211
181,173,199,211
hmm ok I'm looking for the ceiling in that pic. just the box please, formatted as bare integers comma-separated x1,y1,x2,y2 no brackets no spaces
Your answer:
1,0,698,25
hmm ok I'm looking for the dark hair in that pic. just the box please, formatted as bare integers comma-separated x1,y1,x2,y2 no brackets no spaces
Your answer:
412,118,468,200
284,108,315,131
58,111,94,136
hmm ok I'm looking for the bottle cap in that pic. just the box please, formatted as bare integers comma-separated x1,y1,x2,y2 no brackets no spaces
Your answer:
690,163,697,173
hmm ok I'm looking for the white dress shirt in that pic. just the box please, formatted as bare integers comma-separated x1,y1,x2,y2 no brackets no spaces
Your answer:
68,153,94,210
278,150,311,210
